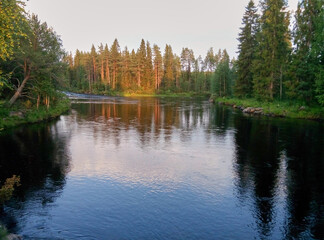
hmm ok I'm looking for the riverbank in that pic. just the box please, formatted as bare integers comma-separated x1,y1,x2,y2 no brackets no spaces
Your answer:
0,98,70,130
211,97,324,120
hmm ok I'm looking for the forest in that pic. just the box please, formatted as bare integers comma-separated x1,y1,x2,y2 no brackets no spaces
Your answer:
0,0,323,119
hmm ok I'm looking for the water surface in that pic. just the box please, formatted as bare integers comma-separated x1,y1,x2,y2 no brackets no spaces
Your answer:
0,96,323,239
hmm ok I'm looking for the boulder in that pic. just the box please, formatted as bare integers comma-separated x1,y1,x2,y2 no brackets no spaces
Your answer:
6,234,22,240
9,111,24,118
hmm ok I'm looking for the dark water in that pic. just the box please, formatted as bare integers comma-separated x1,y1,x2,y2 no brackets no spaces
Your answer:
0,96,323,240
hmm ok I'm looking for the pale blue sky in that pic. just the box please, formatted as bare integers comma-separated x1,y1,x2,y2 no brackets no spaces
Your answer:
25,0,298,58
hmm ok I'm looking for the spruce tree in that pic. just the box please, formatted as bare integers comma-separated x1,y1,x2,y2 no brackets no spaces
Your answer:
235,0,259,98
252,0,291,100
313,0,324,105
288,0,321,102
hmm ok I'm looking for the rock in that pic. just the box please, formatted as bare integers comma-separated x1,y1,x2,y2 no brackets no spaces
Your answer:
6,234,23,240
243,107,253,113
9,111,24,118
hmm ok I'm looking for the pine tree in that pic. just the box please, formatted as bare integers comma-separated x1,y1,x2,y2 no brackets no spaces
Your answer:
163,44,174,89
98,43,105,85
103,44,110,87
252,0,291,100
136,39,146,88
110,39,120,89
235,0,259,98
121,47,131,90
153,44,163,90
90,45,98,88
144,41,154,90
173,55,181,90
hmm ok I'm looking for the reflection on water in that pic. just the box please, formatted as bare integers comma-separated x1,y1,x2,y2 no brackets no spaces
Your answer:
0,97,323,239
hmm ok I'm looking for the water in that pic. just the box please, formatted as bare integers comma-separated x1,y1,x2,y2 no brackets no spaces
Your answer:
0,96,323,239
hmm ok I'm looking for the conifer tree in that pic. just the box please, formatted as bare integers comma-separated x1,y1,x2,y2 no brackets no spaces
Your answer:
153,44,163,90
313,0,324,105
289,0,323,103
90,45,97,88
98,43,105,84
136,39,146,88
110,39,120,89
144,41,154,90
103,44,110,87
163,44,174,89
180,48,195,91
235,0,259,97
121,47,131,90
252,0,291,100
173,55,182,89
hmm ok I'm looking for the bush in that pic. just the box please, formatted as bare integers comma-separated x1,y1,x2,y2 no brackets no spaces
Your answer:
0,175,20,206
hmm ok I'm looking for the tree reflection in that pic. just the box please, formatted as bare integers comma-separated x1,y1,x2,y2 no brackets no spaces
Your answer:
0,121,71,229
233,115,324,239
72,98,226,148
281,121,324,239
233,117,281,238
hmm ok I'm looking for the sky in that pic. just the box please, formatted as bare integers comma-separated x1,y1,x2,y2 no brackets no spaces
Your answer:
25,0,298,59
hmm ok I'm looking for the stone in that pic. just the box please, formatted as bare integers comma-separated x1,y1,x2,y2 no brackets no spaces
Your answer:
6,234,23,240
9,111,24,118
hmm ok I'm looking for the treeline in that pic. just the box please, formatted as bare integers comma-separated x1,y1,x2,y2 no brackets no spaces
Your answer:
234,0,324,105
64,40,235,94
0,0,66,107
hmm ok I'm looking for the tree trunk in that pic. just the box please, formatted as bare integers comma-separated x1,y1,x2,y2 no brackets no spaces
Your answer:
9,67,31,106
37,94,40,109
280,66,283,100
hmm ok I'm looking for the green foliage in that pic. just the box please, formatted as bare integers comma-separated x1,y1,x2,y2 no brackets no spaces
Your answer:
211,50,233,97
0,0,27,61
252,0,291,100
235,0,259,98
0,175,20,205
213,97,324,120
0,98,70,129
0,225,8,239
288,0,322,102
315,69,324,105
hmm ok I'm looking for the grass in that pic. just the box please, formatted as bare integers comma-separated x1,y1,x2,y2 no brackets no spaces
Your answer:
213,96,324,120
0,98,70,130
0,225,8,239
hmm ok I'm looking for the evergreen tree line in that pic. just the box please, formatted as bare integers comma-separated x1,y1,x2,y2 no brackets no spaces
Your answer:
64,39,235,94
235,0,324,105
0,0,66,107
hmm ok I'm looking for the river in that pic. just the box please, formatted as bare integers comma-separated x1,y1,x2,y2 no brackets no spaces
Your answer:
0,94,323,239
